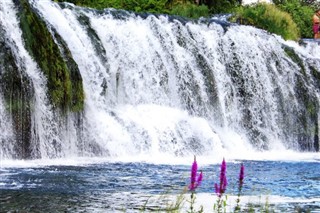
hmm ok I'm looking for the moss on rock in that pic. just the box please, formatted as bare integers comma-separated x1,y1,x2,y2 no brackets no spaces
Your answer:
16,0,84,112
52,30,85,111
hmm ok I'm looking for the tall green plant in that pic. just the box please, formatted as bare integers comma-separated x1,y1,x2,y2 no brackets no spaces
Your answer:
234,3,300,41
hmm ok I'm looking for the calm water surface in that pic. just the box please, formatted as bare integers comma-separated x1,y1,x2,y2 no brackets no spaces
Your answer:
1,160,319,212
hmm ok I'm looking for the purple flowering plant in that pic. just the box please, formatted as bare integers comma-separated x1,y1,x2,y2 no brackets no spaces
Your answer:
184,157,246,213
235,163,245,212
189,156,203,191
239,163,245,188
214,158,227,197
188,156,203,213
213,158,228,213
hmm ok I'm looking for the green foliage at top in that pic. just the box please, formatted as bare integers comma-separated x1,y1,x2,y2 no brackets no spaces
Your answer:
170,3,209,19
233,3,300,41
53,0,314,40
273,0,314,38
54,0,169,14
19,0,84,112
207,0,241,14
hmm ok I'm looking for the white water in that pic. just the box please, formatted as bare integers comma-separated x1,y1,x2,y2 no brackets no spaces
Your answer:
0,0,65,159
0,0,320,163
0,94,15,159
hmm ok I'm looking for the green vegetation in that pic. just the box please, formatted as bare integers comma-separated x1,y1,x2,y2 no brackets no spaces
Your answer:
273,0,314,38
52,0,226,19
207,0,240,14
170,3,210,19
53,0,318,40
54,0,170,14
234,3,300,41
18,0,84,112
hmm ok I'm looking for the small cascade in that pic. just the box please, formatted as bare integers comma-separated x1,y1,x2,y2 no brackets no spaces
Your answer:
0,0,77,159
0,0,319,160
299,39,320,58
0,93,15,159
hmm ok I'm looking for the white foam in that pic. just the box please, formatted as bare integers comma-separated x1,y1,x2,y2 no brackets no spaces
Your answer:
0,149,319,168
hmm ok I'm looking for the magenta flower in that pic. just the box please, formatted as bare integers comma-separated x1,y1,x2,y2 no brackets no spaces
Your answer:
190,156,197,189
197,170,203,184
214,183,219,194
189,156,203,191
215,158,227,197
235,163,245,211
239,163,245,187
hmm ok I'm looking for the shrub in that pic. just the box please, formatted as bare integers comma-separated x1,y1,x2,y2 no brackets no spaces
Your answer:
273,0,314,38
233,3,300,41
170,3,210,19
54,0,169,14
206,0,241,14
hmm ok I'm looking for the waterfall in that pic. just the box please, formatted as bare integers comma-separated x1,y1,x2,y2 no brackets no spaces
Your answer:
0,0,76,159
0,0,319,160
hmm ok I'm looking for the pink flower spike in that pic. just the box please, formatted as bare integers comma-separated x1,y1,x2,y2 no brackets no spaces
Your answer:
214,158,227,197
189,156,198,191
239,163,245,186
214,183,220,194
197,171,203,187
222,174,227,192
220,158,227,192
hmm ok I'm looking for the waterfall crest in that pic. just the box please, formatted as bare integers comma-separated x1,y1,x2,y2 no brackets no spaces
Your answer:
1,0,319,160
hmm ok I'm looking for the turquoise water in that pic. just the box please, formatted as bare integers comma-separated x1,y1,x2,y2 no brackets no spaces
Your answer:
0,160,319,212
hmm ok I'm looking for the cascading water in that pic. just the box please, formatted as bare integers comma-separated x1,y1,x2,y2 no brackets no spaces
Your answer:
0,0,319,161
0,0,71,159
0,93,15,159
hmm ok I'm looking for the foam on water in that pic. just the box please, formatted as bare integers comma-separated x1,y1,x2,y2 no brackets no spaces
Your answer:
0,150,319,168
